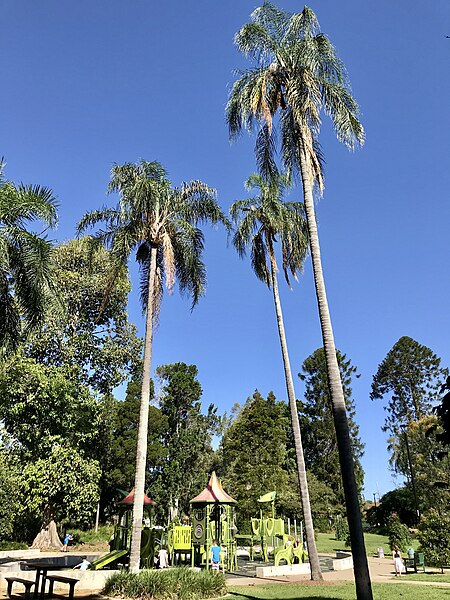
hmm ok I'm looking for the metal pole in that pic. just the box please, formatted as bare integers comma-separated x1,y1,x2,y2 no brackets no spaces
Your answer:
95,502,100,532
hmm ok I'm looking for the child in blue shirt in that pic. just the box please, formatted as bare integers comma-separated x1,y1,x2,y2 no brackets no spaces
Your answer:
62,533,73,552
210,539,221,571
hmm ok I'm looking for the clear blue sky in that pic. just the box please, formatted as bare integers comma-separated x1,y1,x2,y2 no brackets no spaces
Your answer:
2,0,449,500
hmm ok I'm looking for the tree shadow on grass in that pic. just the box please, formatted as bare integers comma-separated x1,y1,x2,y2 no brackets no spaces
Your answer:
228,591,344,600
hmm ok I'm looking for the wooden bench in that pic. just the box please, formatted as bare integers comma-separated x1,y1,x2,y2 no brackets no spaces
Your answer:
5,577,35,599
44,575,79,600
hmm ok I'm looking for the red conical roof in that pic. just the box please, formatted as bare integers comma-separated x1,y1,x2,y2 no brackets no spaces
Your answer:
117,488,155,505
190,471,236,504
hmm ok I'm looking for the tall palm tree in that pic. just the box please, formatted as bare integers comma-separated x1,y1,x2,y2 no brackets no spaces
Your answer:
78,160,227,572
226,5,372,599
0,159,58,355
231,173,322,580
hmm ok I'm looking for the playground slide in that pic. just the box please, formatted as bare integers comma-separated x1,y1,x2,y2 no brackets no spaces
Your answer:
89,548,129,570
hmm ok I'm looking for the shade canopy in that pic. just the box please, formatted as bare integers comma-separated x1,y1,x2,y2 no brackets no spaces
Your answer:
190,471,236,504
117,488,155,505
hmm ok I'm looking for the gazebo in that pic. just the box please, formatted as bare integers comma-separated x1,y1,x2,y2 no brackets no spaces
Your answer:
190,472,237,571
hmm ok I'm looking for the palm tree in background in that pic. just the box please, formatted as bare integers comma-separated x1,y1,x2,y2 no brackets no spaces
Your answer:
0,159,58,355
227,5,371,598
78,160,227,572
230,172,322,580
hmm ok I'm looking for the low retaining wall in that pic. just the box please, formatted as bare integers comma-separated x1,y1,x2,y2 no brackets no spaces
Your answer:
0,570,118,592
333,551,353,571
255,563,311,578
0,550,41,560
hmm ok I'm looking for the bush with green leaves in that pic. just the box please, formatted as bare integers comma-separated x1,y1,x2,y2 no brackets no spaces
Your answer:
0,541,28,550
104,567,226,600
335,516,350,542
387,515,411,551
417,510,450,572
70,525,114,546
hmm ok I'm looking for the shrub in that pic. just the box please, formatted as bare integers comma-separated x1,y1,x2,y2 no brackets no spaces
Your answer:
104,566,227,600
313,516,331,533
0,541,28,550
387,515,411,551
70,525,114,546
335,516,349,542
417,509,450,572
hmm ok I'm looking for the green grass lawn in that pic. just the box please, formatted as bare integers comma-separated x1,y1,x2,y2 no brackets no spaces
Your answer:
406,571,450,584
315,533,389,556
315,532,420,557
227,582,449,600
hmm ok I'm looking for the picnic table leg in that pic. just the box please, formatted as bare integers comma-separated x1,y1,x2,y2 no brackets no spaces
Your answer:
32,569,42,599
32,572,39,599
40,569,48,598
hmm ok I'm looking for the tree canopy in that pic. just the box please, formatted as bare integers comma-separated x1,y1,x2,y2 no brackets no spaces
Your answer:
371,336,448,436
298,347,365,502
24,238,141,395
152,362,220,522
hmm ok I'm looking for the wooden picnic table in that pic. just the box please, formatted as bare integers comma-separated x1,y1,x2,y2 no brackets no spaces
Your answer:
21,561,68,598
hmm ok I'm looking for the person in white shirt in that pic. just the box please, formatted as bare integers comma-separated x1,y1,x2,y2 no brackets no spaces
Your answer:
74,557,91,570
158,546,169,568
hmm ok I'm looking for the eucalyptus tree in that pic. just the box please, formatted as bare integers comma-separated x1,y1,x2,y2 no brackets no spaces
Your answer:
226,5,370,598
0,159,58,354
231,173,322,580
78,160,227,572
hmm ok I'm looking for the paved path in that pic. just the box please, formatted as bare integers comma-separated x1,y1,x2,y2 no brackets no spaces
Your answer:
227,555,450,588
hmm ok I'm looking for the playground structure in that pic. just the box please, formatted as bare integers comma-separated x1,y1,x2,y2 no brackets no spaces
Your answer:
190,471,237,571
88,475,307,572
167,472,238,571
235,491,307,566
89,488,157,570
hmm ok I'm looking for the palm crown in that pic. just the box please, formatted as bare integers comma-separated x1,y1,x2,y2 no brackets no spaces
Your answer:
78,160,228,313
231,173,308,287
226,3,364,187
0,159,58,352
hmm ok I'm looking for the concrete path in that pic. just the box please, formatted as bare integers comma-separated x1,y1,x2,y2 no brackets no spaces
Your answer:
227,555,450,588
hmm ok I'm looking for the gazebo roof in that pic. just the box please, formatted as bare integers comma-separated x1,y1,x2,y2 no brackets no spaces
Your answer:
190,471,236,504
117,488,155,505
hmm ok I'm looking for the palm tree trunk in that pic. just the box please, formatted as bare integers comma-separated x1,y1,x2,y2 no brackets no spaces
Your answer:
268,248,323,581
298,149,373,600
129,244,158,573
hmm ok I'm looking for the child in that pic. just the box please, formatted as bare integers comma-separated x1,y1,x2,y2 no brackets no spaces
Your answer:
74,556,91,570
158,546,169,569
210,539,221,571
62,533,73,552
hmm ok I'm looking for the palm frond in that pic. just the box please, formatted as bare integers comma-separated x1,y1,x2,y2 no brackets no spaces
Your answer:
172,223,206,309
255,123,279,182
0,272,20,352
136,241,163,321
284,7,319,44
250,230,271,286
1,183,58,228
77,207,121,237
231,172,307,290
251,2,290,46
235,22,276,61
226,68,268,139
321,81,365,149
